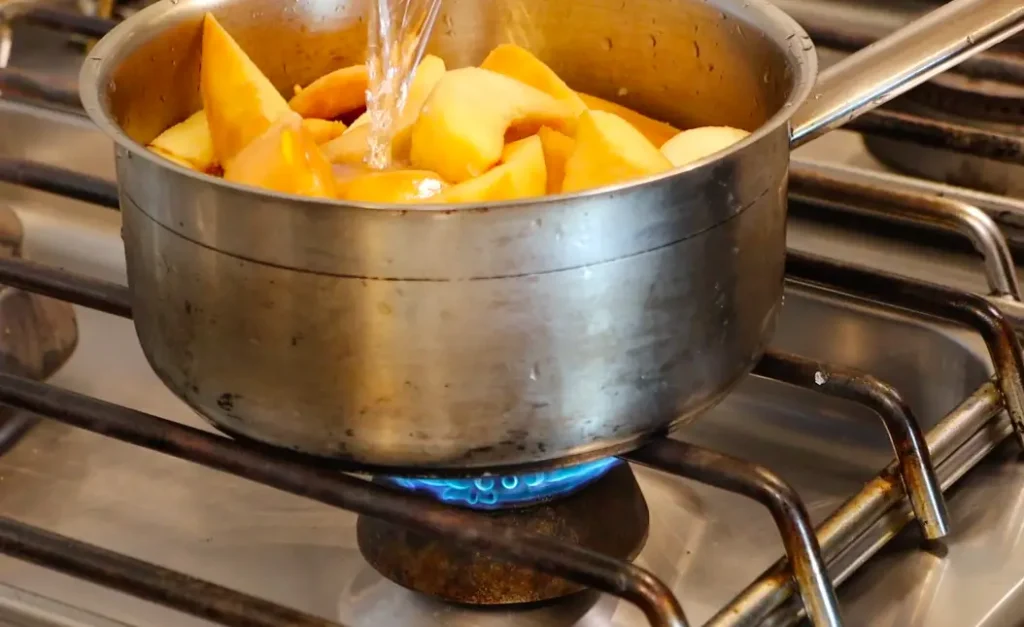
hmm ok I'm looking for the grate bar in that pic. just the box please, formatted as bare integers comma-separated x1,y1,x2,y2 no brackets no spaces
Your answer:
710,380,1004,626
0,257,131,318
754,350,949,540
790,162,1023,300
787,252,1024,447
0,68,80,108
0,159,119,209
623,440,842,627
0,516,342,627
0,373,689,627
848,109,1024,165
20,7,116,38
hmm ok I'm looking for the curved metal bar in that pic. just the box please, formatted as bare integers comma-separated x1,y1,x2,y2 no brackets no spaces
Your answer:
0,256,131,317
0,517,341,627
787,251,1024,449
0,159,120,210
21,7,117,38
846,109,1024,166
754,350,950,540
708,382,1004,626
789,162,1023,300
0,373,689,627
0,68,81,108
623,440,842,627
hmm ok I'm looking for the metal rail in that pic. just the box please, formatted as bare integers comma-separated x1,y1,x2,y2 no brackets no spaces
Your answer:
787,252,1024,447
790,162,1023,301
754,350,949,540
0,159,120,209
0,370,691,627
849,109,1024,165
624,441,842,627
0,517,342,627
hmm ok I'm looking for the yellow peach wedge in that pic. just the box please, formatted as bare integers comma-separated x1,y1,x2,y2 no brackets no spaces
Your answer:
561,110,672,193
200,13,292,163
536,126,575,194
429,135,546,203
337,170,448,203
323,55,447,166
148,110,216,172
410,67,575,183
224,112,336,198
577,92,679,148
300,119,349,145
480,44,587,116
659,126,751,167
289,64,369,120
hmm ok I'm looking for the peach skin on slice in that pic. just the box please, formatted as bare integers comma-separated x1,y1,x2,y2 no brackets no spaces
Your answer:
224,112,336,198
148,110,216,172
409,67,575,183
200,13,292,163
289,64,369,120
337,169,448,203
323,55,447,166
536,126,575,194
561,110,671,193
480,44,587,116
577,92,679,148
429,135,546,203
660,126,751,167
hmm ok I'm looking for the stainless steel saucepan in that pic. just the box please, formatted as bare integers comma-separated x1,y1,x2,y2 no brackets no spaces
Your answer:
79,0,1024,473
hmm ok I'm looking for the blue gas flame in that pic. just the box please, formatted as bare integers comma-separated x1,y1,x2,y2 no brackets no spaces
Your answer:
388,458,620,510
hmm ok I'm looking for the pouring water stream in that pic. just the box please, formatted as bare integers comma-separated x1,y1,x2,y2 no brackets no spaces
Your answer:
365,0,443,169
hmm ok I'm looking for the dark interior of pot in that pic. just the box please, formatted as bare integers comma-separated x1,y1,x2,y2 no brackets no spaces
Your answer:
101,0,797,147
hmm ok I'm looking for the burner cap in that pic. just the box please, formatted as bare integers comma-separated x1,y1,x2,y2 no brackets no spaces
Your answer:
357,462,649,605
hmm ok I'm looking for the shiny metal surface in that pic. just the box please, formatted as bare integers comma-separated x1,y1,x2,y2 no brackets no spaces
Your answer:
83,0,802,469
789,161,1023,301
863,107,1024,200
789,0,1024,146
76,0,1024,470
4,87,1024,626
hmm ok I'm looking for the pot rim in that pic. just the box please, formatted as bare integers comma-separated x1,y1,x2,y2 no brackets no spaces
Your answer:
79,0,817,213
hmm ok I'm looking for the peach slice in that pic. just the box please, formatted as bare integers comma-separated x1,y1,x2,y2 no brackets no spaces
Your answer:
660,126,751,167
337,169,448,203
480,44,587,116
536,126,575,194
148,110,216,172
577,92,679,148
200,13,292,162
289,64,369,120
300,119,349,145
429,135,546,203
561,110,672,193
223,112,336,198
323,55,447,166
410,67,575,183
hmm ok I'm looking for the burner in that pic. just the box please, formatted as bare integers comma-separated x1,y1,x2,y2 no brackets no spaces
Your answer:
0,205,78,450
357,462,649,605
388,457,620,510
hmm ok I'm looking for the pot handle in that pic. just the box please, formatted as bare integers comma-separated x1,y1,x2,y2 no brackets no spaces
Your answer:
789,0,1024,149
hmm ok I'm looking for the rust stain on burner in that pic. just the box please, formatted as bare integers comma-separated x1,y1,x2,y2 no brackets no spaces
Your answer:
356,463,649,605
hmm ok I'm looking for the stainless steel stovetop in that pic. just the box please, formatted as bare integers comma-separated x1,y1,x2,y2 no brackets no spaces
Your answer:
2,2,1024,626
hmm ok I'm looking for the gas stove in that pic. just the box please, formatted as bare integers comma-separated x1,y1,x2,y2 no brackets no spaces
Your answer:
1,1,1024,626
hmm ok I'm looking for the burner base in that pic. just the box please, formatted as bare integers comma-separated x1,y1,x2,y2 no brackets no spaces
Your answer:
357,462,649,606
